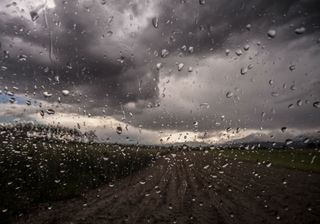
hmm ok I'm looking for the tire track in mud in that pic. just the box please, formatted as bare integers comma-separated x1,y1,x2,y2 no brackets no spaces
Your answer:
17,152,320,224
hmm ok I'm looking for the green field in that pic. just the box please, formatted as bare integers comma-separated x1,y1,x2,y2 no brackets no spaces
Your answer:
1,136,319,223
0,139,161,223
212,149,320,172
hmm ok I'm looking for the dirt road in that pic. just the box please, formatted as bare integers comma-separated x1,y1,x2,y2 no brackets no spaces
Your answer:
18,152,320,224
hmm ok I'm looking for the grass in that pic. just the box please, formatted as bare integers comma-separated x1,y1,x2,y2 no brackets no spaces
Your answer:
212,148,320,172
1,134,319,223
0,138,161,223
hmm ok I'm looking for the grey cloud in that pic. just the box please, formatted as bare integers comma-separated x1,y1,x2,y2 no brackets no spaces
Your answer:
0,0,319,141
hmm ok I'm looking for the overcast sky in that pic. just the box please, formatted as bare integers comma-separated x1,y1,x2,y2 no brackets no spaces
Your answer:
0,0,319,144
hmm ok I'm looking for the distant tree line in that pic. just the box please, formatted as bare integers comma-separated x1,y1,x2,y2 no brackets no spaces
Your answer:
0,122,97,143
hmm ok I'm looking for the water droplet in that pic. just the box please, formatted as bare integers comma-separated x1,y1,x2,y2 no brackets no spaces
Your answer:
54,75,60,82
290,85,296,91
46,109,55,115
285,139,293,146
107,30,113,37
117,56,125,64
66,62,73,69
6,91,14,96
43,92,53,97
18,54,27,61
152,17,159,28
240,67,248,75
199,0,206,5
161,49,169,58
178,63,184,71
266,162,272,168
248,64,254,70
30,11,39,21
313,101,320,108
62,90,70,96
297,99,303,107
235,49,243,56
188,46,194,53
200,103,210,108
226,91,234,98
267,29,276,38
1,66,8,71
243,44,250,51
289,64,295,71
156,63,162,70
116,126,122,134
294,27,306,34
203,165,209,169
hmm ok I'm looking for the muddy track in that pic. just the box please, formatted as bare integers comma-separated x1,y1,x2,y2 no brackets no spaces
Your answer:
17,152,320,224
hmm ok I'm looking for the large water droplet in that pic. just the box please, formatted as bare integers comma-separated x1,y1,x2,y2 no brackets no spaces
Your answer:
285,139,293,146
152,17,159,28
117,56,125,64
294,27,306,35
240,67,248,75
62,90,70,96
313,101,320,108
54,76,60,82
178,63,184,71
43,92,52,97
46,109,55,115
30,11,39,21
156,63,162,70
267,29,276,38
116,126,122,134
18,54,27,61
289,64,296,71
235,49,243,56
107,31,113,37
200,103,210,108
161,49,169,58
199,0,206,5
226,91,234,98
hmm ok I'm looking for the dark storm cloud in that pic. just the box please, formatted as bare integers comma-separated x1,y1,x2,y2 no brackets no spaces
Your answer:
139,0,320,54
0,0,159,112
0,0,319,138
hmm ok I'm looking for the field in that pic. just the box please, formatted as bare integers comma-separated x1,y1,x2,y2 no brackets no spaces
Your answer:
0,139,161,223
0,137,319,224
212,148,320,172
